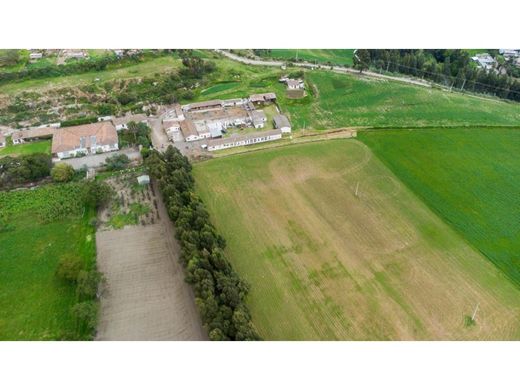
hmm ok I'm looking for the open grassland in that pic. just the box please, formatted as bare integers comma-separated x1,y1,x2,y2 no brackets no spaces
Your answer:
260,49,355,66
359,128,520,287
0,183,95,340
193,140,520,340
192,64,520,130
0,139,51,156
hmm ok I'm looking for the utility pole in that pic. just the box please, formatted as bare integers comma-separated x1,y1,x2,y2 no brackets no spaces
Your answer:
355,182,360,197
296,49,299,61
460,78,467,92
471,303,480,322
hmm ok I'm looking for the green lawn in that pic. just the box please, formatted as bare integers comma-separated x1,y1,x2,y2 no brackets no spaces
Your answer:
0,139,51,156
0,183,95,340
193,140,520,340
359,127,520,287
260,49,355,66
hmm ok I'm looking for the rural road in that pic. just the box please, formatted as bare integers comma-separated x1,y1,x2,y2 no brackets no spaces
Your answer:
215,49,432,88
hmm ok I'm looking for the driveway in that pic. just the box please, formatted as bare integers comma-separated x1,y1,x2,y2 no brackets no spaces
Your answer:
61,148,141,169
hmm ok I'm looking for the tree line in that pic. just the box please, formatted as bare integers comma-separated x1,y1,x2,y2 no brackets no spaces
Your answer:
145,146,260,341
355,49,520,102
0,153,51,189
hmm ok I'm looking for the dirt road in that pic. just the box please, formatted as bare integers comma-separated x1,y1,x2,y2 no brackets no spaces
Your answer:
96,182,207,341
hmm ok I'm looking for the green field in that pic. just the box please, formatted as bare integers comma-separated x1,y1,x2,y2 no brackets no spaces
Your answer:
192,66,520,130
0,183,95,340
0,139,51,156
260,49,355,66
359,127,520,287
193,140,520,340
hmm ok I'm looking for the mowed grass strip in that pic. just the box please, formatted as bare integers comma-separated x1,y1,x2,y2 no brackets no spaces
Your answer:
193,140,520,340
358,127,520,286
0,184,95,340
262,49,355,66
0,139,51,156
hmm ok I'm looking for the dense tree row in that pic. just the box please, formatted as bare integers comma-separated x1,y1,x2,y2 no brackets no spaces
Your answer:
359,49,520,102
0,153,51,189
145,146,260,340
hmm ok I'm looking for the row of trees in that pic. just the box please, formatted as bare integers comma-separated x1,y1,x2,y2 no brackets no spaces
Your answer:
354,49,520,102
146,146,260,340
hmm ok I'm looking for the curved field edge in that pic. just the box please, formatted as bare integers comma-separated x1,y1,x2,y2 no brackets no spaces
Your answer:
358,127,520,288
192,139,520,340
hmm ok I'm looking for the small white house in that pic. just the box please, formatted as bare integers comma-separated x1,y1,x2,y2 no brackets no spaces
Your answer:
137,175,150,186
286,79,305,90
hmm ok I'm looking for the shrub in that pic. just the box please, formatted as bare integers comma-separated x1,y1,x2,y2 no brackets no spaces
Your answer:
76,270,103,300
104,154,130,171
56,255,83,283
71,301,98,338
51,162,75,182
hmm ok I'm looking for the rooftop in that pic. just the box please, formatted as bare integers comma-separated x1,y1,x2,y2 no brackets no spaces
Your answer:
273,114,291,129
207,129,282,147
51,122,117,153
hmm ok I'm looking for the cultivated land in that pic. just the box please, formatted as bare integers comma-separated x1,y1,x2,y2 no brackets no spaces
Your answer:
193,140,520,340
359,127,520,287
0,183,95,340
96,180,206,340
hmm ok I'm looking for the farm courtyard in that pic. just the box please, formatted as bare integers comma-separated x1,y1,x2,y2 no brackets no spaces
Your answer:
193,140,520,340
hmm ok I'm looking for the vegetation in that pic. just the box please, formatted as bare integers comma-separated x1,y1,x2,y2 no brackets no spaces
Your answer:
51,162,75,182
104,154,130,171
254,49,355,66
118,122,152,148
0,153,52,189
0,181,100,340
365,49,520,102
145,146,260,340
0,139,51,157
108,202,151,229
359,127,520,287
192,140,520,340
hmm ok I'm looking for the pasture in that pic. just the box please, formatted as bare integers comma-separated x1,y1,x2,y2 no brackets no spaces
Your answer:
359,127,520,287
193,140,520,340
0,183,95,340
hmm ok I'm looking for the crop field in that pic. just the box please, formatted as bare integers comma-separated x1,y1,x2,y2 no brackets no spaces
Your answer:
359,127,520,287
193,140,520,340
0,139,51,156
0,183,95,340
259,49,355,66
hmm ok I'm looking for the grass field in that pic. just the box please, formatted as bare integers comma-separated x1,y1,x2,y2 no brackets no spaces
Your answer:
0,139,51,156
358,127,520,287
0,183,95,340
193,140,520,340
259,49,355,66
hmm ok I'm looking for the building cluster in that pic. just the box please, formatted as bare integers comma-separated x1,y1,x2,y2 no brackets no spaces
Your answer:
162,93,291,144
471,53,497,70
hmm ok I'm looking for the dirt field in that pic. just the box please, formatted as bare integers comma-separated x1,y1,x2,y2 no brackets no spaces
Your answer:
96,181,206,341
193,140,520,340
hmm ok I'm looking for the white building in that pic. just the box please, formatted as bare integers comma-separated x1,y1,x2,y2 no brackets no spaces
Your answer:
273,114,292,133
51,122,119,160
29,52,43,60
286,79,305,90
471,53,497,70
207,129,282,151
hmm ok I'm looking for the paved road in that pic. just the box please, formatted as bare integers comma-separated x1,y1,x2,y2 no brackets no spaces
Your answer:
62,148,141,169
215,49,431,88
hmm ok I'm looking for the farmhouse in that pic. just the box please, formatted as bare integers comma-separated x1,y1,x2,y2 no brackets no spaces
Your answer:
206,129,282,151
163,104,185,121
250,110,267,128
182,100,223,112
0,134,6,148
51,122,119,160
180,120,201,142
286,79,305,90
12,127,55,144
471,53,497,70
249,93,277,104
273,114,292,133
